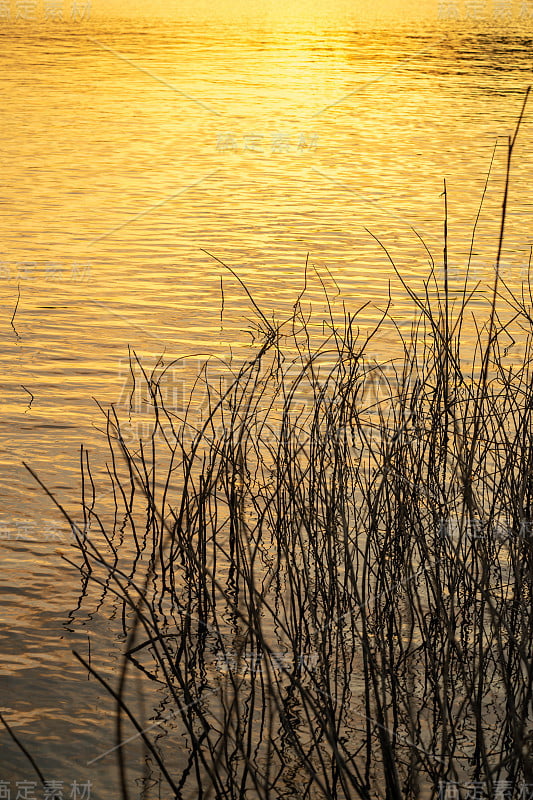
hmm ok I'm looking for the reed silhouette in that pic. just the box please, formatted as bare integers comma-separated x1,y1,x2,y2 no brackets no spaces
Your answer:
13,87,533,799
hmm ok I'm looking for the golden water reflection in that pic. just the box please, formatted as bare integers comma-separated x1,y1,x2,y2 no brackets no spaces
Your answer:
0,9,532,791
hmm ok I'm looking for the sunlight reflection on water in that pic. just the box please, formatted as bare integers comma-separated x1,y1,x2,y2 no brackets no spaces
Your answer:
0,5,532,793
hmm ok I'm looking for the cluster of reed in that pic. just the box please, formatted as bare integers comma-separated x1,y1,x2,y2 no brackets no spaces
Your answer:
18,89,533,799
42,246,533,799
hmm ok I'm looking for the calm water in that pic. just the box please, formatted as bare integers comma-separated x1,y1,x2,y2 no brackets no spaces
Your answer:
1,3,532,795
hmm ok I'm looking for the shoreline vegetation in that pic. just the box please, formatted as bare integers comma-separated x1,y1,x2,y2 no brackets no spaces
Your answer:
6,89,533,798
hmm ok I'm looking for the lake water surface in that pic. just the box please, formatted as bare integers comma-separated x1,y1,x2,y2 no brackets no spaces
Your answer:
1,3,532,796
